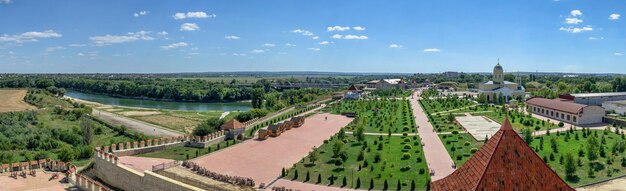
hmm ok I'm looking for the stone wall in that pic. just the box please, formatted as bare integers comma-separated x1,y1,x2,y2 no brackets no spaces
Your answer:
93,150,204,191
103,136,189,157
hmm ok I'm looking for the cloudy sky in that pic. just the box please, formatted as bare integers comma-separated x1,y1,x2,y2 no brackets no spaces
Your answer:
0,0,624,73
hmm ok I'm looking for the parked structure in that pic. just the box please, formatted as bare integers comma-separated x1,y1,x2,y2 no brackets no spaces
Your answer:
560,92,626,106
366,79,408,90
603,100,626,115
220,119,246,140
431,118,574,191
526,97,605,125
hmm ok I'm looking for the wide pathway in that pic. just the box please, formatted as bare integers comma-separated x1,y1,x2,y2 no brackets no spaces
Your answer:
410,90,455,181
191,113,353,186
92,109,183,137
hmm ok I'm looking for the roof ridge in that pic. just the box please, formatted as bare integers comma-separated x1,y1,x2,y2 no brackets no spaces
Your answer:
472,124,505,191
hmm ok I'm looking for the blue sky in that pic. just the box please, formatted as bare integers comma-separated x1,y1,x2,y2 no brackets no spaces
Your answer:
0,0,624,73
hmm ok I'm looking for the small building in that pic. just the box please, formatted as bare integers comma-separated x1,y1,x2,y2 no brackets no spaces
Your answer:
526,97,605,125
290,116,305,127
603,100,626,115
560,92,626,106
430,117,575,191
365,79,408,90
257,129,269,140
220,119,246,140
478,62,526,103
436,81,457,91
345,84,366,99
267,124,282,137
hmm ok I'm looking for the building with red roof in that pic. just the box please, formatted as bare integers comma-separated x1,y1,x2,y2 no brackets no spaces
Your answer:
526,97,605,125
220,119,247,140
430,117,575,191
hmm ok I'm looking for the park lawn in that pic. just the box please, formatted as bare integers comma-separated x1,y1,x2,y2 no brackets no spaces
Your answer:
439,133,484,166
105,106,228,134
529,129,626,187
419,96,475,114
427,113,464,133
136,139,240,161
286,134,429,190
475,109,556,132
331,99,416,134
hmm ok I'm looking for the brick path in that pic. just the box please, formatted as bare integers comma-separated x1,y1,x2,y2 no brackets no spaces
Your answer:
0,170,67,191
410,90,456,181
118,156,175,172
191,113,353,186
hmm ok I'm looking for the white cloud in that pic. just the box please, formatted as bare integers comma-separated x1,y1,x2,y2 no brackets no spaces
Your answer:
559,26,593,33
570,10,582,17
291,29,314,36
46,46,64,52
389,44,403,48
173,12,216,20
180,23,200,31
327,26,350,32
343,35,368,40
225,35,240,40
353,26,366,31
251,49,265,53
319,41,331,45
68,44,87,47
263,43,275,47
565,18,583,24
285,43,296,47
312,36,319,40
161,42,189,50
0,30,62,43
307,48,320,51
232,53,246,56
331,34,343,39
0,0,11,4
615,53,623,56
134,11,149,17
77,51,98,57
89,31,159,45
157,31,168,36
588,37,604,40
423,48,441,52
609,14,620,20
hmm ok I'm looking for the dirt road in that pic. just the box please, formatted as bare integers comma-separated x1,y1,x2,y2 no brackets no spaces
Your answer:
93,109,183,137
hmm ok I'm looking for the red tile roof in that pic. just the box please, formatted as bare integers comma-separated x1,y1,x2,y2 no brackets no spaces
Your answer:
526,97,588,114
430,117,574,191
220,119,245,130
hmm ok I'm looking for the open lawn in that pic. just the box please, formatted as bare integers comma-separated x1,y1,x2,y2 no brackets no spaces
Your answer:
287,133,429,190
474,108,557,132
0,89,35,112
438,133,484,166
419,96,475,114
426,113,464,133
136,139,240,161
330,99,416,134
529,128,626,187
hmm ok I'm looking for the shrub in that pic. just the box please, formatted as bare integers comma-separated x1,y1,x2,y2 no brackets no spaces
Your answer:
470,148,478,154
456,155,463,160
402,153,411,160
418,168,425,174
452,130,459,134
404,144,412,150
464,141,471,146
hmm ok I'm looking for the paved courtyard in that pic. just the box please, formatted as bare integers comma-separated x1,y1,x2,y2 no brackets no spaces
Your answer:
0,170,68,191
192,113,353,186
456,115,501,140
118,156,175,172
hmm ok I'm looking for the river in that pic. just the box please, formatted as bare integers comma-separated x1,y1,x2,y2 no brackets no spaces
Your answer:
65,90,252,112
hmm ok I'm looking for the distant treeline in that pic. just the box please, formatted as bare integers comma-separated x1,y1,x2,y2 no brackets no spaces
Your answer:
0,75,330,110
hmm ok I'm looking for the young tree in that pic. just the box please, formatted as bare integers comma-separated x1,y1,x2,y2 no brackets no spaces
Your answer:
411,179,416,191
305,171,310,182
564,153,577,180
355,125,365,142
384,179,388,190
356,177,361,189
370,178,374,190
308,150,318,164
81,117,94,145
318,173,323,184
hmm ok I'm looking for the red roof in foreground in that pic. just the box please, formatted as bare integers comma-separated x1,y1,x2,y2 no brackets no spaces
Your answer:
430,117,574,191
220,119,245,130
526,97,589,114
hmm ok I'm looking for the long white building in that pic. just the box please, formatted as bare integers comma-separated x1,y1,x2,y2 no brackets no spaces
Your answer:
526,97,605,125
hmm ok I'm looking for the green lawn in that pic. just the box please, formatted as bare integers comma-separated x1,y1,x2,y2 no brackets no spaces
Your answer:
529,128,626,187
427,113,464,133
286,134,429,190
475,109,557,132
438,133,484,166
136,139,240,161
330,99,416,134
419,96,475,114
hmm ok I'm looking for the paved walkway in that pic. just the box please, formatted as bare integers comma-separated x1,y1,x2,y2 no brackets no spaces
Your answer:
219,111,230,119
92,109,183,137
410,89,455,181
345,131,419,137
118,156,175,173
0,170,70,191
192,113,353,186
577,175,626,191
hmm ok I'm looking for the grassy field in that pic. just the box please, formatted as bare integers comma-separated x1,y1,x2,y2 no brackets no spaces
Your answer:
474,109,557,132
427,113,465,133
136,139,240,161
529,129,626,187
330,99,416,134
0,89,36,112
169,75,357,84
286,99,429,190
286,134,429,190
419,96,476,114
439,133,484,166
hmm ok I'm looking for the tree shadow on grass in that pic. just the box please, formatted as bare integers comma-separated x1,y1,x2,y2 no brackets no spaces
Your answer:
566,175,580,183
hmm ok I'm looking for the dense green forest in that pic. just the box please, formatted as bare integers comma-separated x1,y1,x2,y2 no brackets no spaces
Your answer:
0,89,140,164
0,75,331,110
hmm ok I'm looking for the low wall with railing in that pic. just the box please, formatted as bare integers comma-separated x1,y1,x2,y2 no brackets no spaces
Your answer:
101,136,189,156
93,150,204,191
